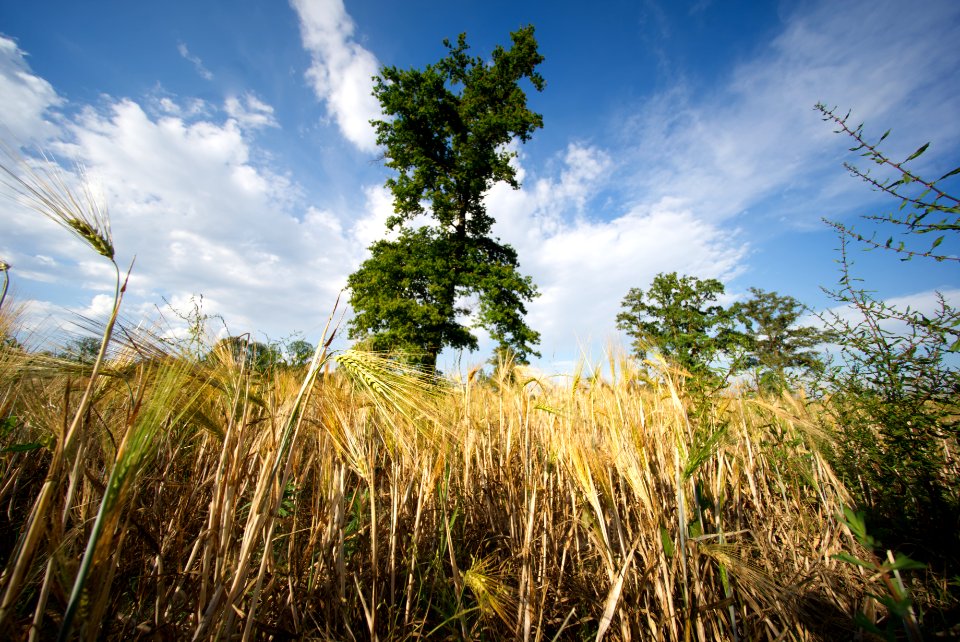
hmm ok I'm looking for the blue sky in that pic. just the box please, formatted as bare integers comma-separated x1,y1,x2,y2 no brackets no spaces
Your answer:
1,0,958,373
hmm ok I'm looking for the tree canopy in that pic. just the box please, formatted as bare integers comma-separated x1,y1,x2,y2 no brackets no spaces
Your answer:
285,338,315,368
59,337,102,365
209,336,282,372
731,287,833,386
616,272,737,380
617,274,832,390
347,26,544,369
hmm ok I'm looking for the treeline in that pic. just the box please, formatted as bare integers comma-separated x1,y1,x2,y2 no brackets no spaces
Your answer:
615,273,832,391
46,332,317,374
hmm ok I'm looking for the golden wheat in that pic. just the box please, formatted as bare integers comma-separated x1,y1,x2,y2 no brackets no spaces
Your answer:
0,316,949,639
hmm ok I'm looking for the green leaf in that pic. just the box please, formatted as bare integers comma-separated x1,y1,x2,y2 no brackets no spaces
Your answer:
0,415,20,437
905,142,929,162
937,165,960,180
660,526,674,558
841,506,866,537
1,442,43,453
832,552,873,569
886,554,926,572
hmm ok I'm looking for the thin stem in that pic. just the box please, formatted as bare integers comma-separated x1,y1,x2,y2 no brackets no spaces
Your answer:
817,104,958,206
0,259,128,631
0,264,9,311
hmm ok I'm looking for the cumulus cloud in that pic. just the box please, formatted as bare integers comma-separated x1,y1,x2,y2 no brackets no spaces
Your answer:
56,97,363,335
1,85,375,345
0,35,62,143
528,205,745,358
349,185,395,248
77,292,117,319
448,143,747,370
290,0,381,152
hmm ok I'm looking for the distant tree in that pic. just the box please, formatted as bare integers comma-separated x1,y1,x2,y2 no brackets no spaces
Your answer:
251,341,283,372
286,339,314,368
616,272,740,382
731,288,834,389
60,337,102,365
209,336,282,372
347,26,544,369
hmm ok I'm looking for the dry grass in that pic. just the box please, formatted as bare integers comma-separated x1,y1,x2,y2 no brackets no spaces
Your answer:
0,322,915,641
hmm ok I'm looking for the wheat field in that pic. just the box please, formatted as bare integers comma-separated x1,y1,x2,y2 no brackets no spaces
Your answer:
0,309,900,640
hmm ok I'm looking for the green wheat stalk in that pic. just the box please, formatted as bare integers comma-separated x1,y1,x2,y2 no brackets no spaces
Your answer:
59,360,204,639
0,147,128,629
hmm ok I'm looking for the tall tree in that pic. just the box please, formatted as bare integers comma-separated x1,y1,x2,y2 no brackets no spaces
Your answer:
347,27,544,368
616,272,739,380
209,336,282,372
731,287,833,387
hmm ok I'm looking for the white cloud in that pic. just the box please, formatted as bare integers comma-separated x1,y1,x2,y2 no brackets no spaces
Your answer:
0,95,368,342
444,143,748,371
489,143,611,244
885,289,960,315
0,35,62,143
78,292,116,319
304,205,342,235
619,0,960,229
350,185,394,249
290,0,381,152
177,42,214,81
152,94,209,119
157,97,180,115
224,93,279,130
1,66,409,347
529,205,745,360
